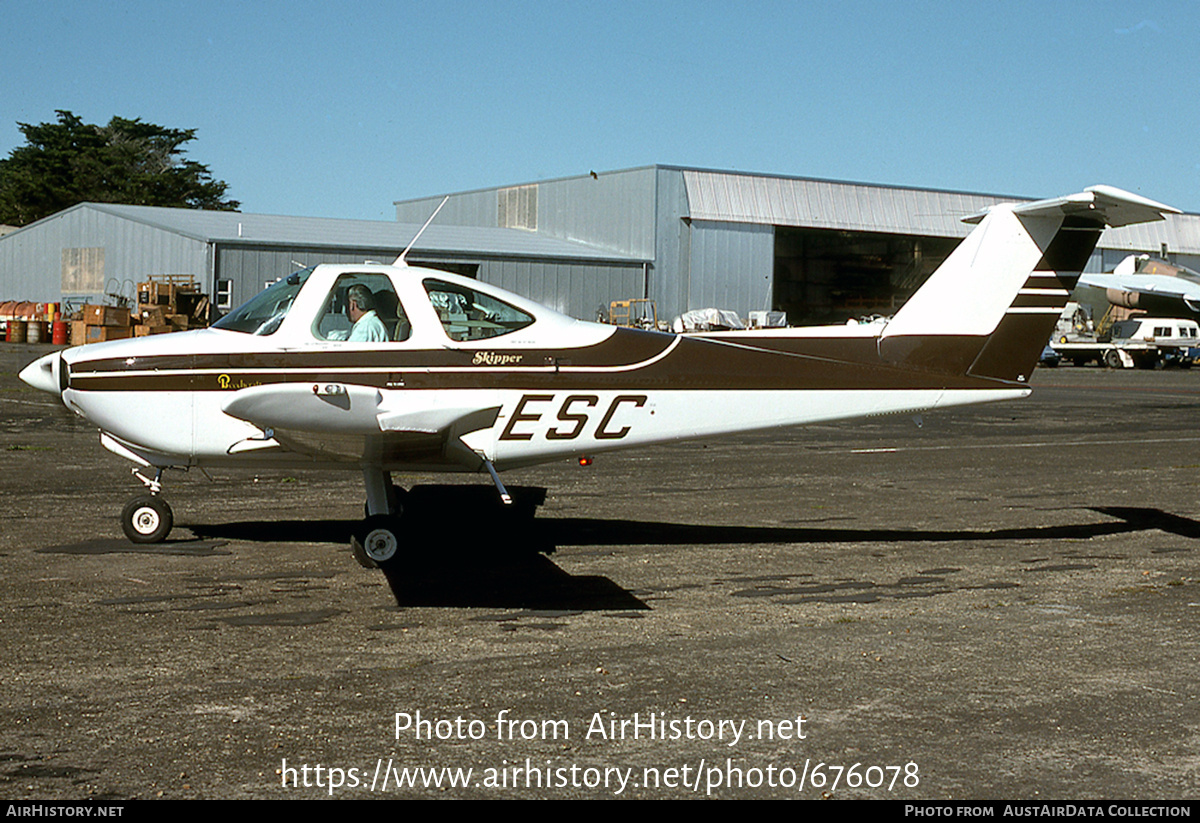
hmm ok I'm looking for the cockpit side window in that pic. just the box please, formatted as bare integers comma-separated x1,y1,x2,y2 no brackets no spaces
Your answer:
422,279,534,342
314,273,410,343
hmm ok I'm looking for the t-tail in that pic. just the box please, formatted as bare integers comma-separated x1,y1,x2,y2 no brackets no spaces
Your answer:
879,185,1179,382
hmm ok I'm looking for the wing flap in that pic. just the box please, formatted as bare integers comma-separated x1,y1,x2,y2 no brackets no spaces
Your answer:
377,405,500,435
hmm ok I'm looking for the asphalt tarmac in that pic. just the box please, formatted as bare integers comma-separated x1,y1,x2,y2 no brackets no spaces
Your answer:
2,343,1198,799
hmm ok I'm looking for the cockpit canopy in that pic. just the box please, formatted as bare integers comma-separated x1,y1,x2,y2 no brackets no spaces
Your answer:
211,263,578,347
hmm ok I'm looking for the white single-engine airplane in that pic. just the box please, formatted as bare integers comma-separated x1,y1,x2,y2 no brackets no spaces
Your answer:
20,186,1178,571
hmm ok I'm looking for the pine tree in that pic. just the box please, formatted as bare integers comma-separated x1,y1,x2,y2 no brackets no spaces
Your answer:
0,110,239,226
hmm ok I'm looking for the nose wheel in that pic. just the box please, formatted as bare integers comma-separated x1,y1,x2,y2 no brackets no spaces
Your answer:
121,495,174,543
120,467,174,543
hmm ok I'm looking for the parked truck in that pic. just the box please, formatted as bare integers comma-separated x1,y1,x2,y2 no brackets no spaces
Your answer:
1052,315,1200,368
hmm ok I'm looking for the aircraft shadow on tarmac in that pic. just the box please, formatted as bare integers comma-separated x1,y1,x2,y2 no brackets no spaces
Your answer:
180,487,1199,610
187,486,648,611
540,506,1200,545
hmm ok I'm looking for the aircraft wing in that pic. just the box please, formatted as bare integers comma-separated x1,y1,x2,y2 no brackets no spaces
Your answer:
221,382,501,464
1078,273,1200,312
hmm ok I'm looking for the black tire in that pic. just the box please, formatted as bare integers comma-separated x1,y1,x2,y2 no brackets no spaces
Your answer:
351,514,404,570
1104,349,1123,369
121,495,173,543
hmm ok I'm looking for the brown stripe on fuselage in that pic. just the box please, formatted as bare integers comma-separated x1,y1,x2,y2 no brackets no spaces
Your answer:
876,335,986,375
700,333,988,377
67,328,1018,394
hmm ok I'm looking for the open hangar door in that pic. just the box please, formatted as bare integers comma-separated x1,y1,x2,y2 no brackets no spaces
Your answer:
772,227,960,326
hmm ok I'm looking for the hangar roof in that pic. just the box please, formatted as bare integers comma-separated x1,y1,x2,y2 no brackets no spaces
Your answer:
23,202,647,264
680,168,1200,255
682,169,1016,237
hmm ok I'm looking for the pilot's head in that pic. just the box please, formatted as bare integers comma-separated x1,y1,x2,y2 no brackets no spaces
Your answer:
347,285,375,320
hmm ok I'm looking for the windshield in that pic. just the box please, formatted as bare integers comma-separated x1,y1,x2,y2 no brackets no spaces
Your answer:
1109,320,1138,340
212,268,314,334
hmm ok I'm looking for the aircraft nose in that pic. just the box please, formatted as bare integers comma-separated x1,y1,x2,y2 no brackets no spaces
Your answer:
19,351,62,396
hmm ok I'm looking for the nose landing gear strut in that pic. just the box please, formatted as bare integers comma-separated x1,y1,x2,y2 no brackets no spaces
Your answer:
121,468,174,543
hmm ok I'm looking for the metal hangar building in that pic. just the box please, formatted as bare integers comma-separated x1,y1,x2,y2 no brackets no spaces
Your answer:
396,165,1200,326
3,166,1199,326
0,202,646,318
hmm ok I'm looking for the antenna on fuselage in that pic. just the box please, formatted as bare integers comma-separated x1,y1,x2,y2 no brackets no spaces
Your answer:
394,196,449,266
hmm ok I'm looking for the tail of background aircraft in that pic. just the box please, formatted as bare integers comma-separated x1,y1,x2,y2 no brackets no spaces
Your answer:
880,186,1179,382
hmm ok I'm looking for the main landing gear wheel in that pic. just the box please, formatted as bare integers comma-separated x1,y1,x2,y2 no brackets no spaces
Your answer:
121,495,173,543
351,514,403,570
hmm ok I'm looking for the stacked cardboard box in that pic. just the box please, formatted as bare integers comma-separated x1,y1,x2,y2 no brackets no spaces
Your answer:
73,304,133,344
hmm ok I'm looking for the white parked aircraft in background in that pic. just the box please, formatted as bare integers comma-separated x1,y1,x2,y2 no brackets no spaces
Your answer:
1081,254,1200,317
20,186,1177,573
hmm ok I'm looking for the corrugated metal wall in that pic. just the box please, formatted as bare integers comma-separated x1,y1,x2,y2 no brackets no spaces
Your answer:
396,168,660,259
475,259,644,320
397,169,671,319
682,169,1007,237
394,169,662,319
534,168,658,257
653,169,689,321
1098,213,1200,257
0,205,210,305
395,192,499,230
682,220,775,316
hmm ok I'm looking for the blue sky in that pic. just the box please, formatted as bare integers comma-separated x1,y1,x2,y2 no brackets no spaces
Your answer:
4,0,1198,219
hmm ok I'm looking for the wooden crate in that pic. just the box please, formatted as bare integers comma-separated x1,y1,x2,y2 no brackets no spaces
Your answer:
82,304,131,327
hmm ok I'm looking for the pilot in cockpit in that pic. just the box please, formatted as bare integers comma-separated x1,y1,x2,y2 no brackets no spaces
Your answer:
345,285,389,342
318,276,411,342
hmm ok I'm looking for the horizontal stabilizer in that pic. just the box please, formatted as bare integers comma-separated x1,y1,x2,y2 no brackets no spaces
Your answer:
964,185,1180,227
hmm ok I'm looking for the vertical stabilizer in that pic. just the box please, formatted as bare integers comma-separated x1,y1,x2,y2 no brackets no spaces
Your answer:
880,186,1178,382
